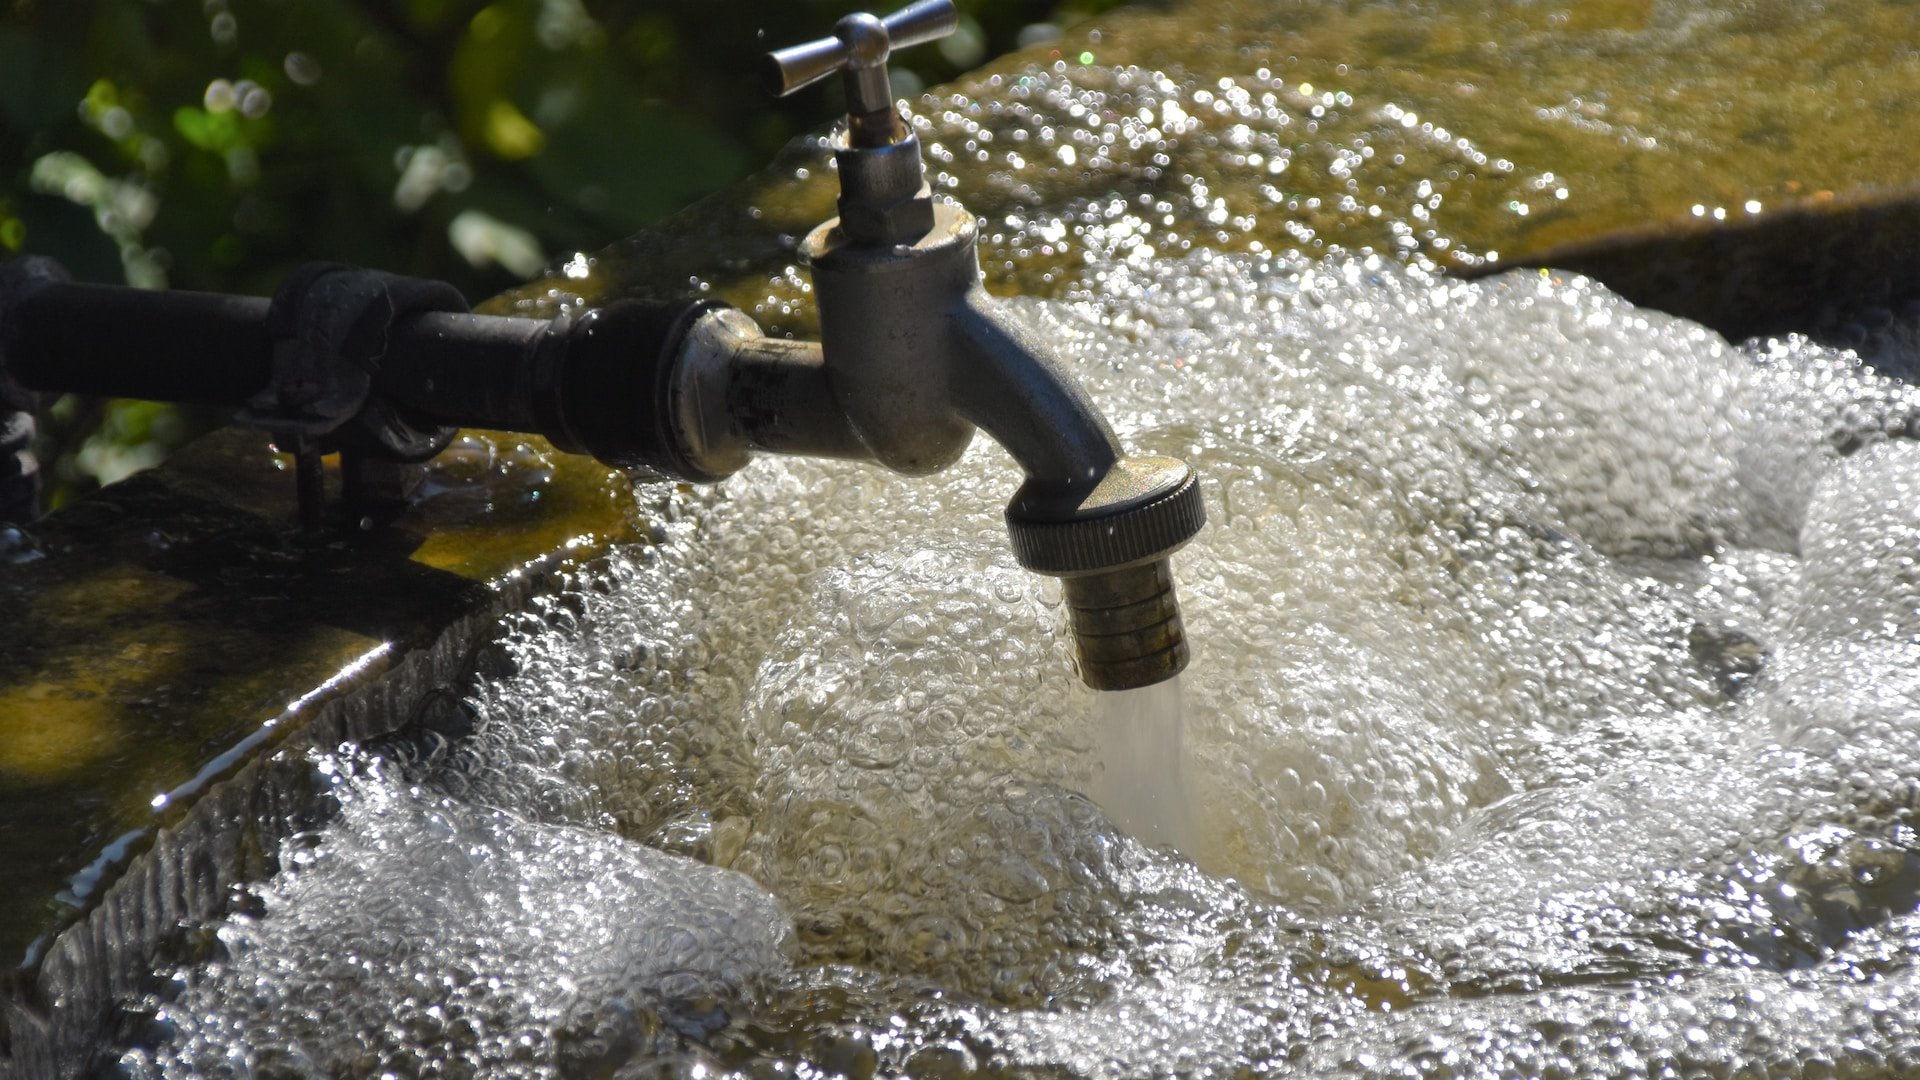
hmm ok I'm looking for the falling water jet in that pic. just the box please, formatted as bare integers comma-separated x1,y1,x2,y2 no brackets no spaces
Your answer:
1092,677,1200,855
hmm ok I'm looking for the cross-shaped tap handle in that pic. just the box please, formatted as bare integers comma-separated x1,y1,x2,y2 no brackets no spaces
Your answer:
766,0,957,144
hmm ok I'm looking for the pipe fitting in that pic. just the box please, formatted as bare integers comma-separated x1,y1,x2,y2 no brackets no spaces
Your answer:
832,129,935,245
1060,560,1190,692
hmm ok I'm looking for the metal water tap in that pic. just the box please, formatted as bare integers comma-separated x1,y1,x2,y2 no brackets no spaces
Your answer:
0,0,1205,690
740,0,1209,690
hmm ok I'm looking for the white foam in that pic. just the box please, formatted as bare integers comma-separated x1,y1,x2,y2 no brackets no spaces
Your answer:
130,756,791,1076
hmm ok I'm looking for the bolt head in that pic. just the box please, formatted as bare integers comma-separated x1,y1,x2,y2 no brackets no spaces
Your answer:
838,188,936,246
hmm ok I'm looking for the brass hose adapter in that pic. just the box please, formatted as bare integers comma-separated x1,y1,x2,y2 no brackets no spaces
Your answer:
1005,456,1207,690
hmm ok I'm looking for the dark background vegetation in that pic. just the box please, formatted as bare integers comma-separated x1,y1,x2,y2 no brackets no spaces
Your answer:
0,0,1123,509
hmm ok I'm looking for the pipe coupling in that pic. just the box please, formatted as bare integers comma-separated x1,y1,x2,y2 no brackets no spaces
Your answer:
1004,455,1205,576
1005,455,1207,690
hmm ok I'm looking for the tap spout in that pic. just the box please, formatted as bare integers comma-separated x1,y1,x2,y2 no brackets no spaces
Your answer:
791,189,1205,691
950,288,1121,503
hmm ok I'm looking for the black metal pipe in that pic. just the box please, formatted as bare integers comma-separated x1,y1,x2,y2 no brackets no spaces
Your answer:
5,282,273,407
376,310,555,433
0,276,567,440
0,261,730,482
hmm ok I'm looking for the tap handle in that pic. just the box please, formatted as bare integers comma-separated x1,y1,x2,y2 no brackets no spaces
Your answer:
881,0,962,52
765,0,957,115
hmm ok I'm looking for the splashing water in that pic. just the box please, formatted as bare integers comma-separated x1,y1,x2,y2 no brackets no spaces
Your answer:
1093,679,1200,854
117,251,1920,1077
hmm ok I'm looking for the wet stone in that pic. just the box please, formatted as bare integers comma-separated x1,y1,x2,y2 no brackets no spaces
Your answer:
520,0,1920,355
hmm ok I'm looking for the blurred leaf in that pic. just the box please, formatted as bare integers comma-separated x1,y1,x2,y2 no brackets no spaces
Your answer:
173,106,240,153
448,208,545,276
482,98,543,159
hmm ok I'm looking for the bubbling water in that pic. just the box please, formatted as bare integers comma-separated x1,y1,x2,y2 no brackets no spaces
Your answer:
122,253,1920,1076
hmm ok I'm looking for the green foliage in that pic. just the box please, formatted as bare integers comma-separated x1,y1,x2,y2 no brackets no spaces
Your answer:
0,0,1126,509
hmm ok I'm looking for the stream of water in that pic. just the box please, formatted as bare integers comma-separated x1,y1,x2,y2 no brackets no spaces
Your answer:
1094,679,1199,855
110,247,1920,1076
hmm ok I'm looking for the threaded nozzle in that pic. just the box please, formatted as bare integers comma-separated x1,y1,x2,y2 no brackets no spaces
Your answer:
1004,454,1204,691
1061,558,1189,691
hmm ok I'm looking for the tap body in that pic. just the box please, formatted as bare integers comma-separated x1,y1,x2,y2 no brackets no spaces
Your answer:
579,0,1212,690
739,1,1205,688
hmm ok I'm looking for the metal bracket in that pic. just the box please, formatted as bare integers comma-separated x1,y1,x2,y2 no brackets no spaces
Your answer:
244,264,467,526
0,258,64,523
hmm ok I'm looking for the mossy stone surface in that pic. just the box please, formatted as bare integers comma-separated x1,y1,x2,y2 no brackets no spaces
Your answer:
514,0,1920,344
0,430,636,963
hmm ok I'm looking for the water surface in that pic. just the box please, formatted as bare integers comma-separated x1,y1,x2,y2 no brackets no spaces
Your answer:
117,0,1920,1074
124,250,1920,1076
